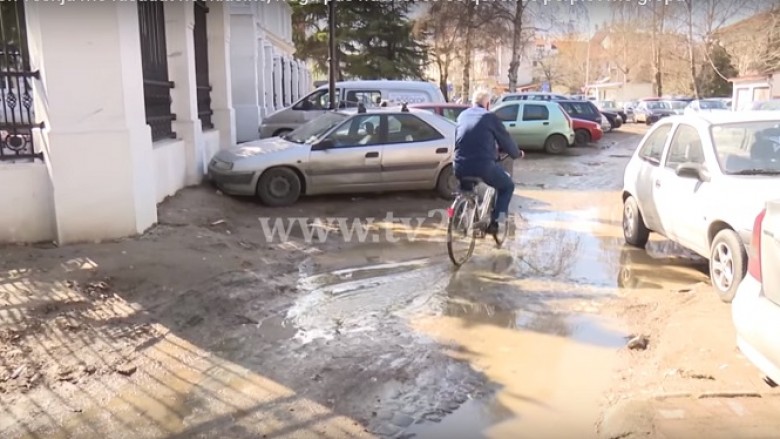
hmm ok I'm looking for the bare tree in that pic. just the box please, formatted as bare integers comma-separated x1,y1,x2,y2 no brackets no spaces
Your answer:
415,3,461,100
648,0,669,96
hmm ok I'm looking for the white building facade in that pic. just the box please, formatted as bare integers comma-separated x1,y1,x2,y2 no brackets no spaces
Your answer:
0,1,310,245
229,2,312,143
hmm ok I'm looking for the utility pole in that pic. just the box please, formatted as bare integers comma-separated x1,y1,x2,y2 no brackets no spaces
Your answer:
328,0,337,110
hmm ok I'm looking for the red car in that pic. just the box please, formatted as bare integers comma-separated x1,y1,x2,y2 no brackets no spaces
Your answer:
408,103,470,122
572,117,603,146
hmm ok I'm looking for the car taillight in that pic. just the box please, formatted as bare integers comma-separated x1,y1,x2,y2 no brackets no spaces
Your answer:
749,209,766,282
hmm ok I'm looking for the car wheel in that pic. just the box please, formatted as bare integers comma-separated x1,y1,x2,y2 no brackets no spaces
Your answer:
436,164,457,200
623,196,649,247
273,128,292,137
709,229,747,303
544,134,568,154
256,167,302,207
574,129,591,147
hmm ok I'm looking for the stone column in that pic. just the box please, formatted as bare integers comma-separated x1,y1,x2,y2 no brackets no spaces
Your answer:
256,33,267,118
291,59,300,102
208,2,236,150
229,7,260,142
282,56,292,107
25,2,156,243
164,1,203,185
272,52,283,110
263,43,274,113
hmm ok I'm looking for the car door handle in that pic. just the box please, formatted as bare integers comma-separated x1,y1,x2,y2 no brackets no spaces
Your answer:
655,180,661,188
508,123,516,127
365,152,379,158
543,122,549,125
435,147,448,154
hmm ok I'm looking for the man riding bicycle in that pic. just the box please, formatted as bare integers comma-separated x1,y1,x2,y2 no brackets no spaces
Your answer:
454,90,521,236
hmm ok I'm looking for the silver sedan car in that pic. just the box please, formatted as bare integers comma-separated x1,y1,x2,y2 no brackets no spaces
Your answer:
207,107,458,206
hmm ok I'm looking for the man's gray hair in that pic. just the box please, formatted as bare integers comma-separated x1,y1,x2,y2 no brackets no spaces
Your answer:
471,89,492,106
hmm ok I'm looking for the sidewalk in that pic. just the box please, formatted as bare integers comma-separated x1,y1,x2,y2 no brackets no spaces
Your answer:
599,392,780,439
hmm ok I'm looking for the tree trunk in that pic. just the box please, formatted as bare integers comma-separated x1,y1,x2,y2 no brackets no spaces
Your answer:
461,30,473,100
650,3,665,97
436,58,449,101
507,2,525,92
687,1,699,98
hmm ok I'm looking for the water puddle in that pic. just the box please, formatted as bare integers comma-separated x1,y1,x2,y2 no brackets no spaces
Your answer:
404,397,515,438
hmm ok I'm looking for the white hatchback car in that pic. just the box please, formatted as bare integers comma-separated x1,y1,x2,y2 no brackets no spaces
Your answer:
622,112,780,302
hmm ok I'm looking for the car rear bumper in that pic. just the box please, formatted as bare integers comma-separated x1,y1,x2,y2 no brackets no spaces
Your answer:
207,165,258,196
733,274,780,384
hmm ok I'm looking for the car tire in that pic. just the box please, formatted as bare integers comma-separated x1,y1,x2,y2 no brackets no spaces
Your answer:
257,167,302,207
574,129,591,147
709,229,747,303
544,134,568,154
623,196,649,247
436,165,458,200
273,128,292,137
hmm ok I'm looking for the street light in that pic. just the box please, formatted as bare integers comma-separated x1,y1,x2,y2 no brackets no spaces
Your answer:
328,0,337,110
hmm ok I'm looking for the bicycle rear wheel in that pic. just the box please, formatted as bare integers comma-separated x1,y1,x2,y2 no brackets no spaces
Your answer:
447,197,478,267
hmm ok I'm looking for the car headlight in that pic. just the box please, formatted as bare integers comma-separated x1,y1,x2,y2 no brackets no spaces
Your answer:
210,158,233,171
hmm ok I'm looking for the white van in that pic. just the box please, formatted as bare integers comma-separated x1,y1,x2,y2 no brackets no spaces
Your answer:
259,80,446,138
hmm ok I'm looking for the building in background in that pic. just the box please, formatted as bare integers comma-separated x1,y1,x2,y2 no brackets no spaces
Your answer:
229,1,312,143
0,1,308,245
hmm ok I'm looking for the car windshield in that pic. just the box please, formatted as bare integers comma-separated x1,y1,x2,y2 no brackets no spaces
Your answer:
283,112,347,144
699,100,728,110
711,121,780,175
646,101,669,110
752,100,780,111
666,101,687,109
599,101,616,109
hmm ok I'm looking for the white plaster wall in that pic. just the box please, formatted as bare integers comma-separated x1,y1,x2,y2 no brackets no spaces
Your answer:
0,163,55,243
153,139,187,203
202,129,221,165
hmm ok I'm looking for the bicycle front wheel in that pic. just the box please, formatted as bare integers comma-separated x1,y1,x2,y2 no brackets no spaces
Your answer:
447,197,478,267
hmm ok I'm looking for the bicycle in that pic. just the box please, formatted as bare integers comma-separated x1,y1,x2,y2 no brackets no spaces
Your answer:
446,153,517,267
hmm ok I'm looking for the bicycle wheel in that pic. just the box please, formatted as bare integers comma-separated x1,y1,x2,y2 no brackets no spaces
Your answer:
489,193,509,248
447,196,478,267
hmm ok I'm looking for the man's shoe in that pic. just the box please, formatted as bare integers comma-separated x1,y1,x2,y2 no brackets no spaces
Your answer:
486,221,499,235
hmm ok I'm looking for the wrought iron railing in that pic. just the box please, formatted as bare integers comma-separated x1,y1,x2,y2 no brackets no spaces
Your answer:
0,1,43,162
193,0,213,129
138,1,176,141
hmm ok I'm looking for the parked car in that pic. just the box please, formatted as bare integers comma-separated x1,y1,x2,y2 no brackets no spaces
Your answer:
732,200,780,386
748,100,780,111
603,111,623,130
596,100,628,123
493,92,569,105
556,99,617,132
620,101,638,123
665,100,689,115
684,99,731,116
621,112,780,302
634,100,676,124
491,100,575,154
210,106,458,206
259,80,446,138
408,102,469,122
572,118,603,146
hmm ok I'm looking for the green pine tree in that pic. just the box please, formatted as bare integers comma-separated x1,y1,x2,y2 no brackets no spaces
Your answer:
697,45,737,98
291,0,428,80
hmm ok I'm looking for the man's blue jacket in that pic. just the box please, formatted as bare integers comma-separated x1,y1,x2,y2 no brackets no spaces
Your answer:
453,106,520,173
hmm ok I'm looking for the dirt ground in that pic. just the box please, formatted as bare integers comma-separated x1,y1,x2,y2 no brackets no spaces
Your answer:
1,124,778,438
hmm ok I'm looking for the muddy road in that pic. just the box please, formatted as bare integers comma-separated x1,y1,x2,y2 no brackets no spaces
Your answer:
2,124,778,438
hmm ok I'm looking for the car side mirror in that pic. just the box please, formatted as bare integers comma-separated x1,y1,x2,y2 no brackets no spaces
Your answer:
313,139,334,150
676,162,710,182
295,100,313,111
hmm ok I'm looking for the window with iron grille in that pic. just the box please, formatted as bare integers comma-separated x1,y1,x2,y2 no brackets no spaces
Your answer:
193,0,213,130
0,1,43,162
138,1,176,142
272,61,278,108
281,59,286,106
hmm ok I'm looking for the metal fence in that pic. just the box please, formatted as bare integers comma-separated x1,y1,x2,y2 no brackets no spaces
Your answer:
0,1,43,162
194,0,213,130
138,1,176,142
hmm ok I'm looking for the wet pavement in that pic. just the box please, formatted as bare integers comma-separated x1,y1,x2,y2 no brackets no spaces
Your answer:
1,125,723,438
